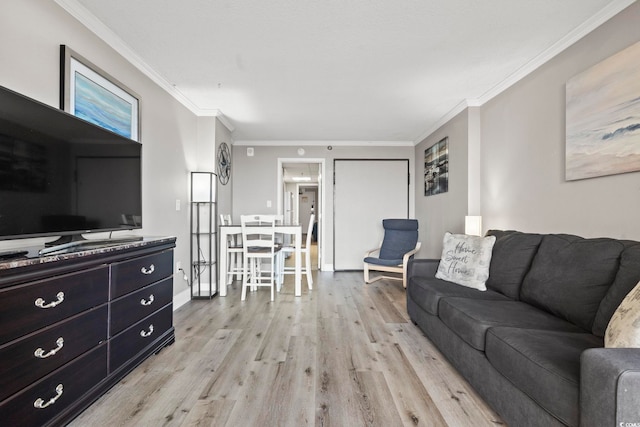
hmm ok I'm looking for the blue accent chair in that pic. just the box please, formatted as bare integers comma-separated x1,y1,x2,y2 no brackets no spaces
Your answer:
363,219,421,288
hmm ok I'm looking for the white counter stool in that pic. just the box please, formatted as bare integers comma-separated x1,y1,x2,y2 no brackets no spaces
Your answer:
281,214,314,290
240,215,282,301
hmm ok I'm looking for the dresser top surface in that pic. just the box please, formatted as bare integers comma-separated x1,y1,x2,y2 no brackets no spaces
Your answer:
0,236,176,272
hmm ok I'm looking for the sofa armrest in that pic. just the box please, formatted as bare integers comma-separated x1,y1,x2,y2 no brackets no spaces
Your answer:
407,258,440,280
580,348,640,427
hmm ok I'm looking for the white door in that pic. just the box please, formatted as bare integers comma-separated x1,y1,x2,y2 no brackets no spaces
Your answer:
334,159,409,270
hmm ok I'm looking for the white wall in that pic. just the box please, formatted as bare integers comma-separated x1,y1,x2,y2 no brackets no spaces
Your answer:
0,0,200,297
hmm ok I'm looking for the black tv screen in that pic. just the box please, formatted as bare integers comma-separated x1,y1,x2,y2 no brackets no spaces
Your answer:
0,86,142,242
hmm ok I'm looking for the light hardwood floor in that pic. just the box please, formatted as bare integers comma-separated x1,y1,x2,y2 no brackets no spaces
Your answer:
70,256,504,427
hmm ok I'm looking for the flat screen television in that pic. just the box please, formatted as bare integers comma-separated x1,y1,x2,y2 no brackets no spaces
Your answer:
0,85,142,249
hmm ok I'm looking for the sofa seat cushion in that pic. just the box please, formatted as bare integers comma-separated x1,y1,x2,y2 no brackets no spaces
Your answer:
439,298,583,351
407,277,509,316
486,327,603,426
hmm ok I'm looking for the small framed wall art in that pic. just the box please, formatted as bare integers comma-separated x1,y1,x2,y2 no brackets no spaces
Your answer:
424,137,449,196
60,45,140,141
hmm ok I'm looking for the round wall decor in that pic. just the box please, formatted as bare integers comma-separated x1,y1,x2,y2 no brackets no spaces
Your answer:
217,142,231,185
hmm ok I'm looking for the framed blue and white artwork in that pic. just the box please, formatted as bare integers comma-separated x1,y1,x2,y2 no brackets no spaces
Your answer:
60,45,140,141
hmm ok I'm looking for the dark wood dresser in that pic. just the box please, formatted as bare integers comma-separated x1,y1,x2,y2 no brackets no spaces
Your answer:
0,237,176,426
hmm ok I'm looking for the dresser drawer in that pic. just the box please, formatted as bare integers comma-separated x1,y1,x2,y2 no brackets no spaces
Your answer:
109,304,173,372
110,250,173,298
0,305,107,403
0,266,109,345
110,277,173,336
0,344,107,427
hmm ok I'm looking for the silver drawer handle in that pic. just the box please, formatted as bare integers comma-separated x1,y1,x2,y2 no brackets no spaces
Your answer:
35,292,65,309
140,294,155,306
34,384,63,409
141,264,155,275
34,337,64,359
140,324,154,338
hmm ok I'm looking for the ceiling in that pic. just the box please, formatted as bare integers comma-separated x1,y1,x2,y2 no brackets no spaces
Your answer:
282,162,320,183
61,0,632,143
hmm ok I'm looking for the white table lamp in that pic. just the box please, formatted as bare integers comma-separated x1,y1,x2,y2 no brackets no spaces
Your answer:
465,216,482,236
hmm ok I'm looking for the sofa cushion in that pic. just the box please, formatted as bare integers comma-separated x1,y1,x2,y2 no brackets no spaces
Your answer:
593,243,640,337
435,232,496,290
520,234,624,331
439,298,582,351
407,276,509,316
485,230,542,299
486,327,603,427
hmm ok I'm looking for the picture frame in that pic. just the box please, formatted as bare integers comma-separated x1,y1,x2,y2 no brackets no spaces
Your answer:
565,40,640,181
60,45,140,141
424,137,449,196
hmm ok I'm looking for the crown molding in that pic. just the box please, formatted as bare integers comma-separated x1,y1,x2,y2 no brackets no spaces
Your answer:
56,0,633,145
413,98,480,145
197,109,236,132
53,0,235,133
232,140,414,147
413,0,635,145
477,0,636,106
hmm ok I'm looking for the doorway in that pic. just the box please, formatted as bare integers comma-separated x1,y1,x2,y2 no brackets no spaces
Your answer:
277,159,325,270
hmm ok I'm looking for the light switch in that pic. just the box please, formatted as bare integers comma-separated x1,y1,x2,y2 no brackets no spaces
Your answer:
175,199,181,211
266,200,272,208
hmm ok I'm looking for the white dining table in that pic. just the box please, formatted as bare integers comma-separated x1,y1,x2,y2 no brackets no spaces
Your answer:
219,224,302,297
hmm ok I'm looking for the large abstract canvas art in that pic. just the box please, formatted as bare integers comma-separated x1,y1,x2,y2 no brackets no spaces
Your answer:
566,41,640,181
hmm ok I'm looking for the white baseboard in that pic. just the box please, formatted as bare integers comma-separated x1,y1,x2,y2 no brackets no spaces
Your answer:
322,263,334,272
173,288,191,311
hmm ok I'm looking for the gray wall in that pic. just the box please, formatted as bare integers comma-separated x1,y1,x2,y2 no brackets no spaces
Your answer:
414,109,472,258
481,2,640,239
215,119,234,217
232,144,415,269
0,0,201,297
416,2,640,259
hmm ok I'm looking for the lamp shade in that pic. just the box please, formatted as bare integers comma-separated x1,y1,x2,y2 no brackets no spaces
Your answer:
191,172,215,202
465,216,482,236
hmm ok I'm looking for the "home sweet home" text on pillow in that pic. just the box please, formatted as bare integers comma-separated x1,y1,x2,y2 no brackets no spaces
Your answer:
435,232,496,290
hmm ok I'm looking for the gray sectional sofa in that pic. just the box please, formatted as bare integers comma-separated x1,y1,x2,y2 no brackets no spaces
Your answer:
406,230,640,427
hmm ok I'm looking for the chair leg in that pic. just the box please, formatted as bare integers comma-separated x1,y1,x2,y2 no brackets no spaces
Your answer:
268,256,275,301
276,252,284,292
364,264,370,283
251,259,258,292
241,255,249,301
305,250,313,289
